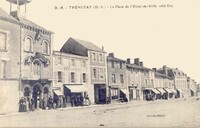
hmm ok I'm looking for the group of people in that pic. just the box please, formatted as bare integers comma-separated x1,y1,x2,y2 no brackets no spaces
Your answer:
19,95,91,112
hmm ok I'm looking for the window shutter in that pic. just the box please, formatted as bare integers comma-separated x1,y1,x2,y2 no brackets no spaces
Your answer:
68,72,71,83
75,73,77,83
53,72,58,83
62,72,65,83
80,72,83,84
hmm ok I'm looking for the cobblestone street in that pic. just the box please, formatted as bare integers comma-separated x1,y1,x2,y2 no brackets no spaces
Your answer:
0,97,200,127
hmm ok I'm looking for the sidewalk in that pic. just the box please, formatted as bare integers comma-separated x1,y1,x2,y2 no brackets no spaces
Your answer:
0,96,198,118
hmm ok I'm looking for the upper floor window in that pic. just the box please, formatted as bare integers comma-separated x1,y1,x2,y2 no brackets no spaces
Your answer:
99,54,103,62
120,62,123,69
33,60,41,75
71,59,75,66
111,74,116,83
58,71,62,82
120,74,124,83
92,53,96,62
0,32,6,50
83,61,86,67
25,36,33,52
99,68,104,79
93,68,97,79
71,72,75,82
83,73,86,83
42,40,49,54
57,56,62,64
111,61,115,68
0,60,6,78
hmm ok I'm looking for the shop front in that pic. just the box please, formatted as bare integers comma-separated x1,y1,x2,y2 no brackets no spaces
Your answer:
156,88,167,99
94,84,107,104
163,88,173,99
176,88,183,98
143,88,160,101
64,85,88,107
129,86,139,101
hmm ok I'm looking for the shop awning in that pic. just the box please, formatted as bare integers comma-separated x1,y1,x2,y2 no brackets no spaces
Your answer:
190,89,196,92
170,88,177,93
151,88,161,94
164,88,173,93
120,89,127,94
176,88,182,93
64,85,87,92
156,88,166,94
53,90,63,96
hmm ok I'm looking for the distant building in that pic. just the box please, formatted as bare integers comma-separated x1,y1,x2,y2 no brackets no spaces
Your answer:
107,53,127,103
53,51,90,106
158,66,188,98
0,0,53,113
187,77,197,97
60,37,107,104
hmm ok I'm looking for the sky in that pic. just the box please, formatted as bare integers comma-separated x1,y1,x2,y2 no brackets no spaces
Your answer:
0,0,200,83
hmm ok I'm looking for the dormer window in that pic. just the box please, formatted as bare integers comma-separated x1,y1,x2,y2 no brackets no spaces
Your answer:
25,36,33,52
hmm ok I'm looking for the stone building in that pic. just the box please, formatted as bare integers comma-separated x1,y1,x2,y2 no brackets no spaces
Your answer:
187,77,197,97
158,66,188,98
107,53,127,103
53,50,90,106
126,58,159,101
0,0,53,113
60,37,107,104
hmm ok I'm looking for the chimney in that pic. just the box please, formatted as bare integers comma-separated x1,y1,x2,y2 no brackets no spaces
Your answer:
152,68,157,71
163,65,167,75
102,46,104,51
140,61,143,67
108,53,114,58
134,58,140,66
126,58,131,64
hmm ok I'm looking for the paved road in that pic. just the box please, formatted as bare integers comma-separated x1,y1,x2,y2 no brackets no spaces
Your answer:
0,98,200,127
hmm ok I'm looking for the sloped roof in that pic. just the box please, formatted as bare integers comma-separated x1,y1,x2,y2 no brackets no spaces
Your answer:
0,7,19,23
107,56,126,62
126,63,152,71
71,38,105,52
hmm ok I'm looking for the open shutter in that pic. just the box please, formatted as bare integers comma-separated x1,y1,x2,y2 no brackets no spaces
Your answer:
68,72,71,83
62,72,65,83
53,72,58,84
86,73,89,84
80,72,83,84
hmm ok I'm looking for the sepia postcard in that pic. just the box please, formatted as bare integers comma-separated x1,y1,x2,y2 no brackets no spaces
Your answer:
0,0,200,127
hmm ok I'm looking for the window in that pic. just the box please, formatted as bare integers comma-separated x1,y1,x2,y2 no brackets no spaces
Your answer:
120,74,124,83
92,53,96,61
111,74,116,83
58,71,62,82
25,36,33,51
99,54,103,62
0,32,6,50
120,62,123,69
57,56,62,64
33,60,41,75
83,61,86,67
99,68,104,79
0,61,6,78
42,40,49,54
145,79,148,86
83,73,86,83
111,61,115,68
71,72,75,82
71,59,75,66
111,88,118,99
93,69,97,79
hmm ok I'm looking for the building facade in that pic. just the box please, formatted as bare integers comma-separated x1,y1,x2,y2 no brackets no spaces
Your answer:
0,0,53,113
53,51,90,106
60,37,107,104
107,53,127,103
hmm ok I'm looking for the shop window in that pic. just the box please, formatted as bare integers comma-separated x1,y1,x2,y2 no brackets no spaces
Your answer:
111,88,118,99
83,73,86,83
112,74,116,83
42,40,49,54
71,72,75,82
0,32,7,50
58,71,62,82
0,61,6,78
25,36,33,52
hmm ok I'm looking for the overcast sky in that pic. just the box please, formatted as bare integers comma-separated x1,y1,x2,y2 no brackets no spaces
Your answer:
1,0,200,83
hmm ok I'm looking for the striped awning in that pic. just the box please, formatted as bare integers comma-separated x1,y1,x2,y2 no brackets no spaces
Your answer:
156,88,166,94
64,85,87,93
151,88,161,94
170,88,177,93
53,90,63,96
164,88,173,93
176,88,182,93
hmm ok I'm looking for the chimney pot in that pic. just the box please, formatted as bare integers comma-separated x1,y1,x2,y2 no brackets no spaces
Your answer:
127,58,131,64
134,58,140,66
108,53,114,57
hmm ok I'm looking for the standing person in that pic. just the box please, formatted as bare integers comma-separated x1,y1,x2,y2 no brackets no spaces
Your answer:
19,97,24,112
124,95,128,104
71,96,75,107
63,96,66,108
31,98,35,111
48,96,53,109
80,95,84,107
